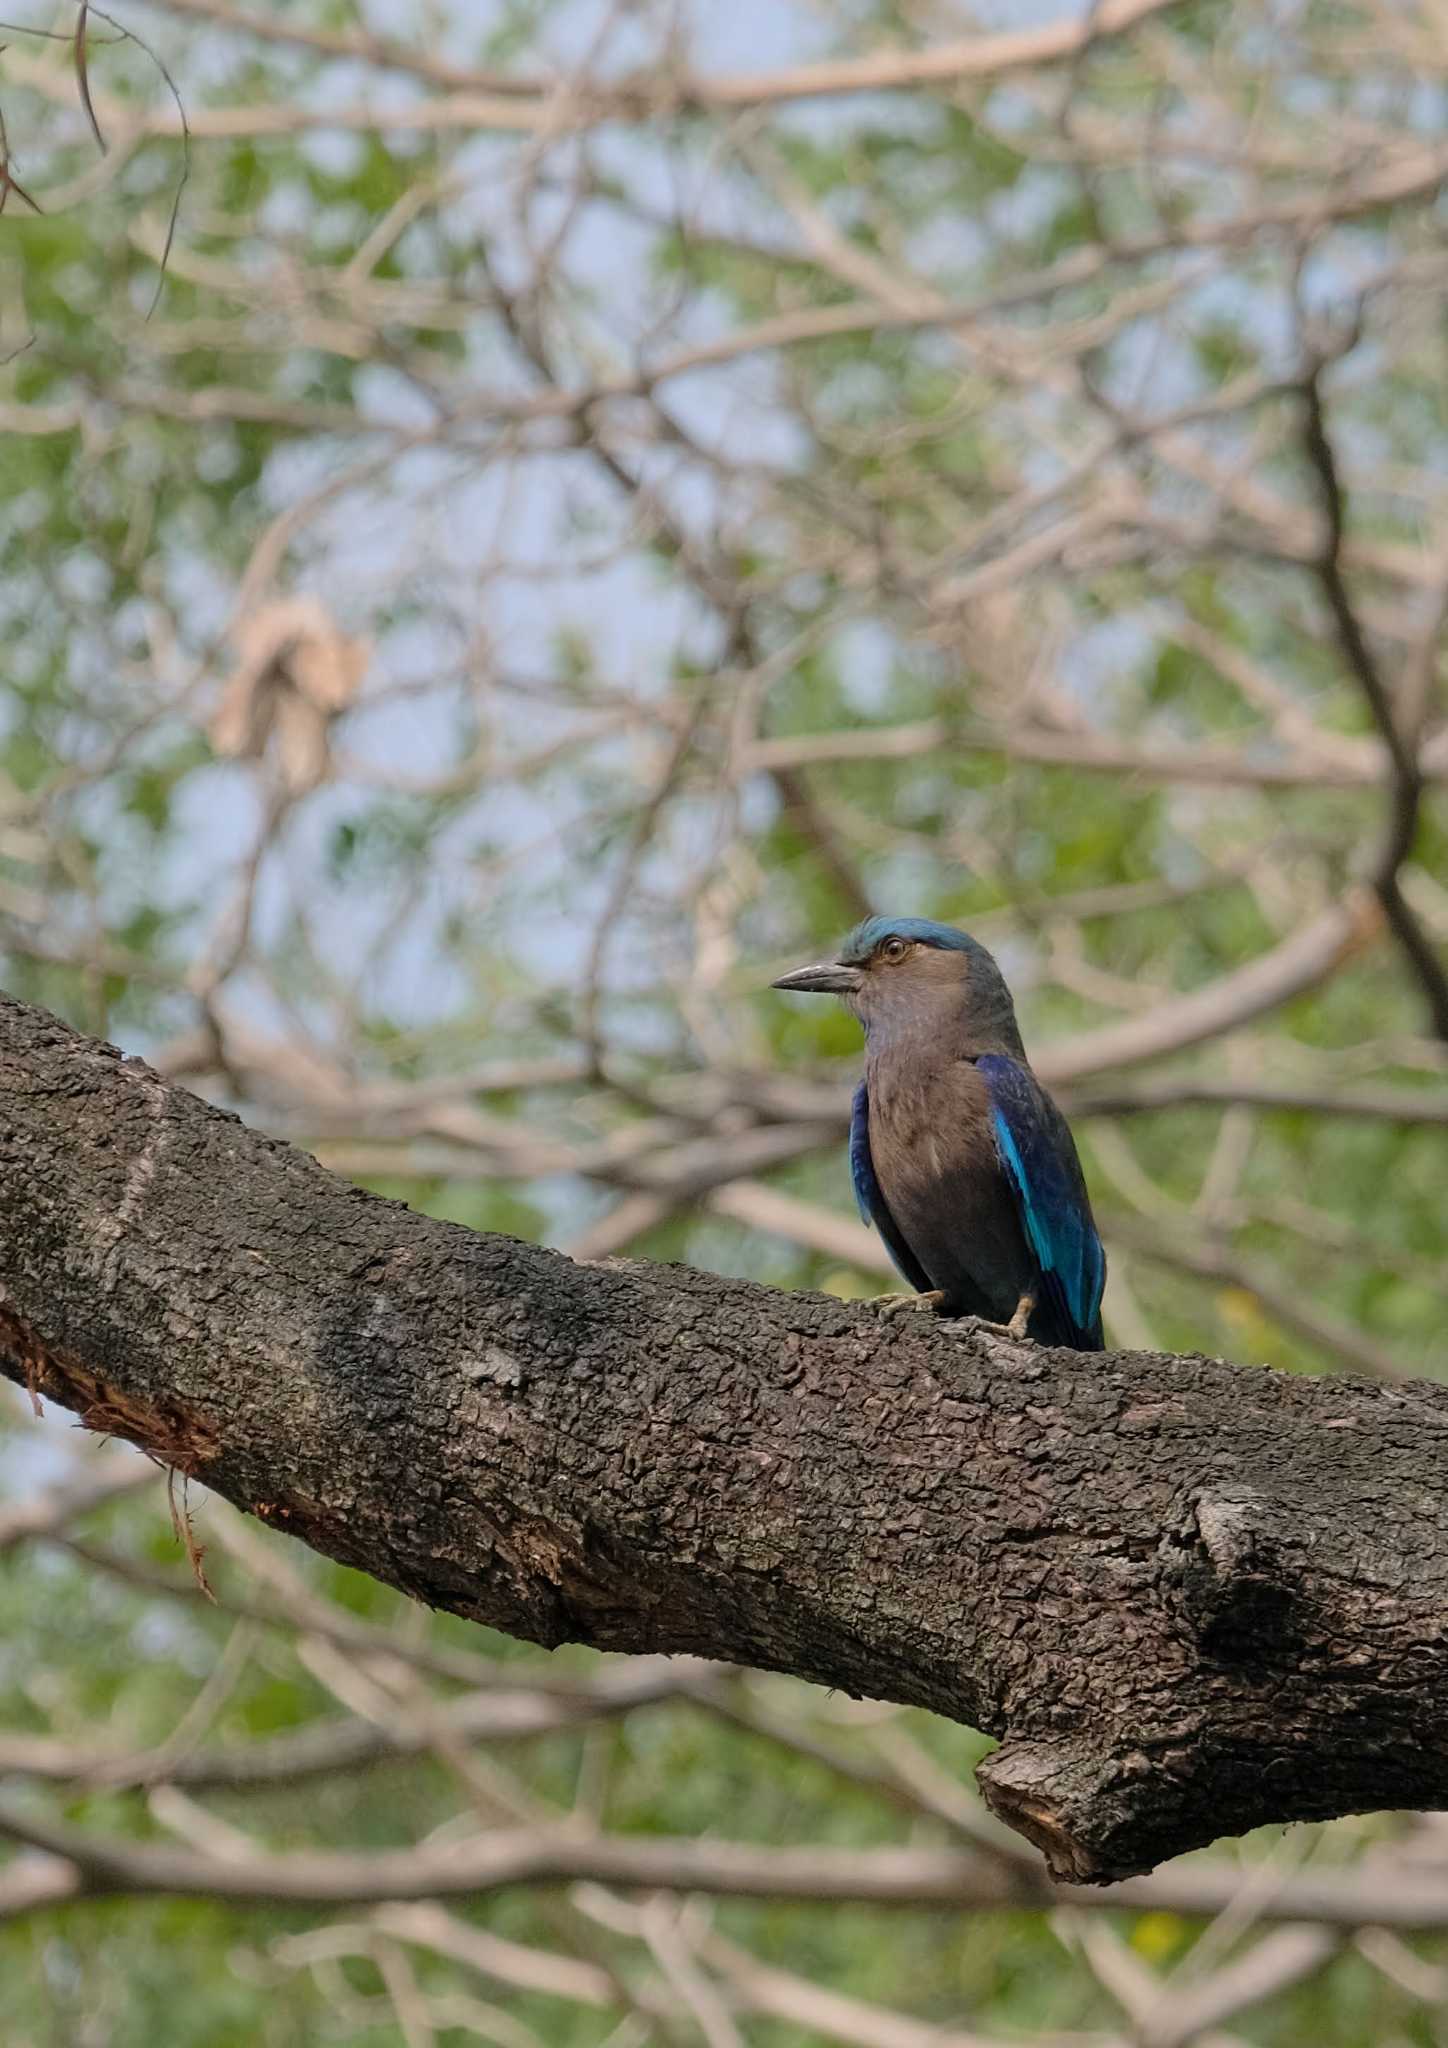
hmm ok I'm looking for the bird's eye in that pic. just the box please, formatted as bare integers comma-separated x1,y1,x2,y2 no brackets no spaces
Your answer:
881,937,909,962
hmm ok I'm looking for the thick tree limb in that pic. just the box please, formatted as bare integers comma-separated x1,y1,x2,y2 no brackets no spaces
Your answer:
3,992,1448,1883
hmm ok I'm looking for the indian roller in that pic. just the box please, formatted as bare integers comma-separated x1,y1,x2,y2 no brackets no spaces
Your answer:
773,916,1105,1350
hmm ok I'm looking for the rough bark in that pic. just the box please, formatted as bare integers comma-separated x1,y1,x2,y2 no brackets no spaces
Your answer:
2,991,1447,1883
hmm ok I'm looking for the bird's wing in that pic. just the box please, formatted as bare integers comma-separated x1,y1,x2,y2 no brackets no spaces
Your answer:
849,1080,934,1293
975,1054,1106,1349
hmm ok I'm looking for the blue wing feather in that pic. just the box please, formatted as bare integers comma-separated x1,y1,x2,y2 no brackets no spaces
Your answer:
976,1055,1105,1350
850,1081,934,1294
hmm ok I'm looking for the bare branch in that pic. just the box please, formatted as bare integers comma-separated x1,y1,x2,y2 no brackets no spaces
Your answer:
1300,359,1448,1039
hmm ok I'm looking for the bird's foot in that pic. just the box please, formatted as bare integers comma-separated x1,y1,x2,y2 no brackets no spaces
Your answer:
946,1295,1036,1344
869,1289,946,1318
1006,1292,1035,1341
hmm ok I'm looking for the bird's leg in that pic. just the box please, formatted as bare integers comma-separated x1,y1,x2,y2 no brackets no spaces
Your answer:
1005,1290,1035,1340
945,1293,1035,1342
870,1289,946,1317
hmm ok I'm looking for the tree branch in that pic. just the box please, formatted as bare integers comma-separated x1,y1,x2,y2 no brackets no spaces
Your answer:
3,992,1448,1883
1300,361,1448,1040
86,0,1183,125
6,1804,1448,1931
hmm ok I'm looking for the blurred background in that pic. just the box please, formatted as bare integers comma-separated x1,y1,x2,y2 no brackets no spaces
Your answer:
3,0,1448,2040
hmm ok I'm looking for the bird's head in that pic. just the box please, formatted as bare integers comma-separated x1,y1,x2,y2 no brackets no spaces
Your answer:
772,916,1023,1051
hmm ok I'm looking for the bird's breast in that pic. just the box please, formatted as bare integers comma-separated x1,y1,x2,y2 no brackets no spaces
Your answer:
867,1050,988,1203
865,1047,1030,1317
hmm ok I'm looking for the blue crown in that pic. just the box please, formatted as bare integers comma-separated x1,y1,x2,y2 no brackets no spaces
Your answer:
838,917,987,964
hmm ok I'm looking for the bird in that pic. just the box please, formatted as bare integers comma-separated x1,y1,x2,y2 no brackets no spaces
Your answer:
772,916,1105,1351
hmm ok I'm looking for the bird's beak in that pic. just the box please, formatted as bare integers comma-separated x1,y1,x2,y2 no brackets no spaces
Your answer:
770,960,863,996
